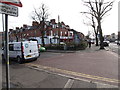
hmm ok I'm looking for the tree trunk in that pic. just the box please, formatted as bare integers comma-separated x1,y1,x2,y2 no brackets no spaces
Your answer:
95,33,99,46
41,30,45,47
41,35,45,47
93,26,99,46
98,20,104,49
16,36,18,42
41,18,45,47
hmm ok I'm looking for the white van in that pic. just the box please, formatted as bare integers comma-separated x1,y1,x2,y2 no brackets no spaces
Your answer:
2,41,40,63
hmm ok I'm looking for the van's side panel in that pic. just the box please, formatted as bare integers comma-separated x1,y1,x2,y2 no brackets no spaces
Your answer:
14,43,22,58
9,42,22,58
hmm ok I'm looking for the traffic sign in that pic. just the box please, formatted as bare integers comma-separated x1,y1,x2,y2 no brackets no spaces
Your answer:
0,3,18,17
0,0,22,7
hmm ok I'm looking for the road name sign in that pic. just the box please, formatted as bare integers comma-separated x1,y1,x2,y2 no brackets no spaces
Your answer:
0,3,18,17
0,0,22,7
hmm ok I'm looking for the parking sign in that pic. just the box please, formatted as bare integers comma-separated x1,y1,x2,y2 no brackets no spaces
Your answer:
0,0,22,7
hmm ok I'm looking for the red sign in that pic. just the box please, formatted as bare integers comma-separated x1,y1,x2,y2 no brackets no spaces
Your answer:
0,0,22,7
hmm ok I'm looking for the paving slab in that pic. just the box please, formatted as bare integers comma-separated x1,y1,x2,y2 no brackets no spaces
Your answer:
2,64,69,88
0,52,2,90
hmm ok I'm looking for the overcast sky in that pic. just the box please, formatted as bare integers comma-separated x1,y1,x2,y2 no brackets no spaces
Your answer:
0,0,119,36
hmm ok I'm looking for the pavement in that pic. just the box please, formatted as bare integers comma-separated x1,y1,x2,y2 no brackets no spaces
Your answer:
1,45,120,89
0,49,2,90
46,44,111,53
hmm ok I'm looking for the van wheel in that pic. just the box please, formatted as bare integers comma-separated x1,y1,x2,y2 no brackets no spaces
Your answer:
33,57,37,61
17,56,23,64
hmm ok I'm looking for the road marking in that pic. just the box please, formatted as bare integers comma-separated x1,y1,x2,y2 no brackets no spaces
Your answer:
63,79,74,89
25,63,120,84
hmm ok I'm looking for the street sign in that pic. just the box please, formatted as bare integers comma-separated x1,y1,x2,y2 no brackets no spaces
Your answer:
0,3,18,17
0,0,22,7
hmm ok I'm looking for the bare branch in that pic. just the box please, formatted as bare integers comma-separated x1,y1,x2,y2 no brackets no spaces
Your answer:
95,0,99,13
31,3,49,23
100,1,114,18
88,0,98,18
101,6,112,18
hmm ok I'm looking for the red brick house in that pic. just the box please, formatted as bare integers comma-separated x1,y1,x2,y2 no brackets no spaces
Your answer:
9,19,85,45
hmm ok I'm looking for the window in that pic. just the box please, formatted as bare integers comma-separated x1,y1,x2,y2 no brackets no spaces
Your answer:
44,31,47,36
9,44,14,51
51,31,53,36
61,31,62,36
65,31,67,35
56,31,58,36
70,33,72,36
44,25,47,28
52,24,56,28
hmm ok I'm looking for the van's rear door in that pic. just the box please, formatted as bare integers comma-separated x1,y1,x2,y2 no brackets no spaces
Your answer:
22,41,39,59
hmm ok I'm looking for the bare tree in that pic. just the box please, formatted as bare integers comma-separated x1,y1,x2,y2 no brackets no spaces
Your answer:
31,3,49,46
81,0,114,49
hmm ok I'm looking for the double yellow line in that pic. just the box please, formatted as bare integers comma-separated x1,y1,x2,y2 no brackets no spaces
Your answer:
26,63,120,84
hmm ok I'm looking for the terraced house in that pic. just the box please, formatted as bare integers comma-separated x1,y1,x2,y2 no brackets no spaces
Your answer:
9,19,85,45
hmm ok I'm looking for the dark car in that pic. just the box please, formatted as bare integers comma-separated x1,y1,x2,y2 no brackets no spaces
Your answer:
103,41,110,47
116,41,120,45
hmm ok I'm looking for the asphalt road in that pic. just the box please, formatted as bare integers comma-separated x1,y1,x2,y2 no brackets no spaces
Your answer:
109,43,119,54
28,49,118,85
1,46,119,87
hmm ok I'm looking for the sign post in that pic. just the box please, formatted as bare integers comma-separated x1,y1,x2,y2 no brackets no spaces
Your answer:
0,0,22,89
5,14,10,90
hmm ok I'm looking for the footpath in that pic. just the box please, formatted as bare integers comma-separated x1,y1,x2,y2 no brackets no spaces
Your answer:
1,45,120,89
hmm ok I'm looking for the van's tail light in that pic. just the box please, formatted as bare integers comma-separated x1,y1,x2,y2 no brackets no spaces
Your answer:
38,45,41,49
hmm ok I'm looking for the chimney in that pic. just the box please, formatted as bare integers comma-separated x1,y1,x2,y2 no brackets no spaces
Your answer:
50,19,56,24
16,27,19,30
61,22,65,25
32,21,39,26
23,24,27,28
9,29,13,32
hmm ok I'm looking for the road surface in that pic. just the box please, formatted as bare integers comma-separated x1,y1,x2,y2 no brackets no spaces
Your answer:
26,49,118,85
109,43,119,54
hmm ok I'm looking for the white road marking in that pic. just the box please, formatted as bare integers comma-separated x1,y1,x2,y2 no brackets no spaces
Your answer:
63,79,74,89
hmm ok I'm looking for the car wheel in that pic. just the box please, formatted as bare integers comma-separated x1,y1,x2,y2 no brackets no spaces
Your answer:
34,58,38,61
17,56,23,64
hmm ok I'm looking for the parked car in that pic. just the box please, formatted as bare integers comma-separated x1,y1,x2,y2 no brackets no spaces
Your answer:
91,40,94,44
2,41,40,63
39,46,46,52
115,40,120,45
103,41,110,47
